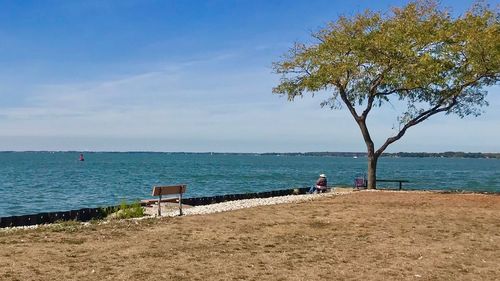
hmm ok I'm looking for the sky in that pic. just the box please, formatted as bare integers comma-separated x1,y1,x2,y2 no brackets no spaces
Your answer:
0,0,498,153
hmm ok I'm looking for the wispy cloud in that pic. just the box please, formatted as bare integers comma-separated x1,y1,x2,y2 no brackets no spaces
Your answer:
1,49,499,152
0,53,347,144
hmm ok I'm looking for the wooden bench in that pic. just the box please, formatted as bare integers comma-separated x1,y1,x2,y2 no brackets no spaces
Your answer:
142,184,187,216
353,178,409,190
376,179,409,190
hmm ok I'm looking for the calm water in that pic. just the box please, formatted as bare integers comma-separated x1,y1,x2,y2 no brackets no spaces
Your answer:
0,152,499,217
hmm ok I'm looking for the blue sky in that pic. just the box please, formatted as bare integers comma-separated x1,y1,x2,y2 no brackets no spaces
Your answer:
0,0,498,152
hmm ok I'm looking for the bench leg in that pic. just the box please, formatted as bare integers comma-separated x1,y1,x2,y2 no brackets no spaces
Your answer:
158,194,162,217
179,193,183,216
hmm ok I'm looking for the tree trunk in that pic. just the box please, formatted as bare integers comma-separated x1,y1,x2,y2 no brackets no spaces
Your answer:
367,153,378,189
357,119,377,189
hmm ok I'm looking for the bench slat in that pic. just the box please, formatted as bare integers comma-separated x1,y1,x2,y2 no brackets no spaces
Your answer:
152,185,187,196
376,179,409,183
140,198,178,206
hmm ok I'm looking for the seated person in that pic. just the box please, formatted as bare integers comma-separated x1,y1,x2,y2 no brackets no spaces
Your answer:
309,174,328,193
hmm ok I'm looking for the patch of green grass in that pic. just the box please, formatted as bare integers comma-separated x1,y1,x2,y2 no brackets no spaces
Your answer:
112,200,144,220
99,206,118,218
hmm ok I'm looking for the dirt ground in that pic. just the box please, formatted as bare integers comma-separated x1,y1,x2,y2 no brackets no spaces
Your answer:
1,191,499,281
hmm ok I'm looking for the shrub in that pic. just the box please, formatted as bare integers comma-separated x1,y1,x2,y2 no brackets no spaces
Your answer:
112,200,144,220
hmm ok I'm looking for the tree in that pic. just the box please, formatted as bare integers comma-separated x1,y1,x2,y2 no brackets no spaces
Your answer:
273,0,499,188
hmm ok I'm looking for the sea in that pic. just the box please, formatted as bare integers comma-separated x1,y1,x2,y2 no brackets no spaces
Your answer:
0,152,499,217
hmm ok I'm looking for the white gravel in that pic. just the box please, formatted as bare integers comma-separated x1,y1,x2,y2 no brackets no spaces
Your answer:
159,191,349,217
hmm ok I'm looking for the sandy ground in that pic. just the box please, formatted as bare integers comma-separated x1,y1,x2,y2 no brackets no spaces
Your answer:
1,191,499,281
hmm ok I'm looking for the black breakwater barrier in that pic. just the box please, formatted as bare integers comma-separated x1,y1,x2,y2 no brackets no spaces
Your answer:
0,207,111,229
0,187,310,229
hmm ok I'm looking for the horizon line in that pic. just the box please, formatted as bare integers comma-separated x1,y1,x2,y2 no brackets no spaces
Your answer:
0,150,499,154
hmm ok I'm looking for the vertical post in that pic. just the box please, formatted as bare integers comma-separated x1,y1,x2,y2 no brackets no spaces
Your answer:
157,193,162,217
399,181,402,190
179,186,183,216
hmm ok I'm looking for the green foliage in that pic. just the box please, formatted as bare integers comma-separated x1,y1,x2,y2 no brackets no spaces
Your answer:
274,0,499,136
98,206,117,218
112,200,144,220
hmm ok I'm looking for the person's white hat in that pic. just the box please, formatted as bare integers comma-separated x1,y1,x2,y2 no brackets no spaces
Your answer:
319,174,326,178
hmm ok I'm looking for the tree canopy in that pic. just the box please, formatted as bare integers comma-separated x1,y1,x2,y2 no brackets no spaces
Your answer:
273,0,499,188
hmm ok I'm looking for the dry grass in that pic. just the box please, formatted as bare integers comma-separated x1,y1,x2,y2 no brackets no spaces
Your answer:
1,191,499,281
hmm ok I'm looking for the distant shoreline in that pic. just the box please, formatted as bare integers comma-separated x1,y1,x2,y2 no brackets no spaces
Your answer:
261,151,500,159
0,150,499,159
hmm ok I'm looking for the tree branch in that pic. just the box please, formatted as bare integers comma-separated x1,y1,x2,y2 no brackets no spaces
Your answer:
361,72,386,119
374,74,490,156
375,97,458,157
375,86,426,97
336,82,360,121
361,93,375,120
